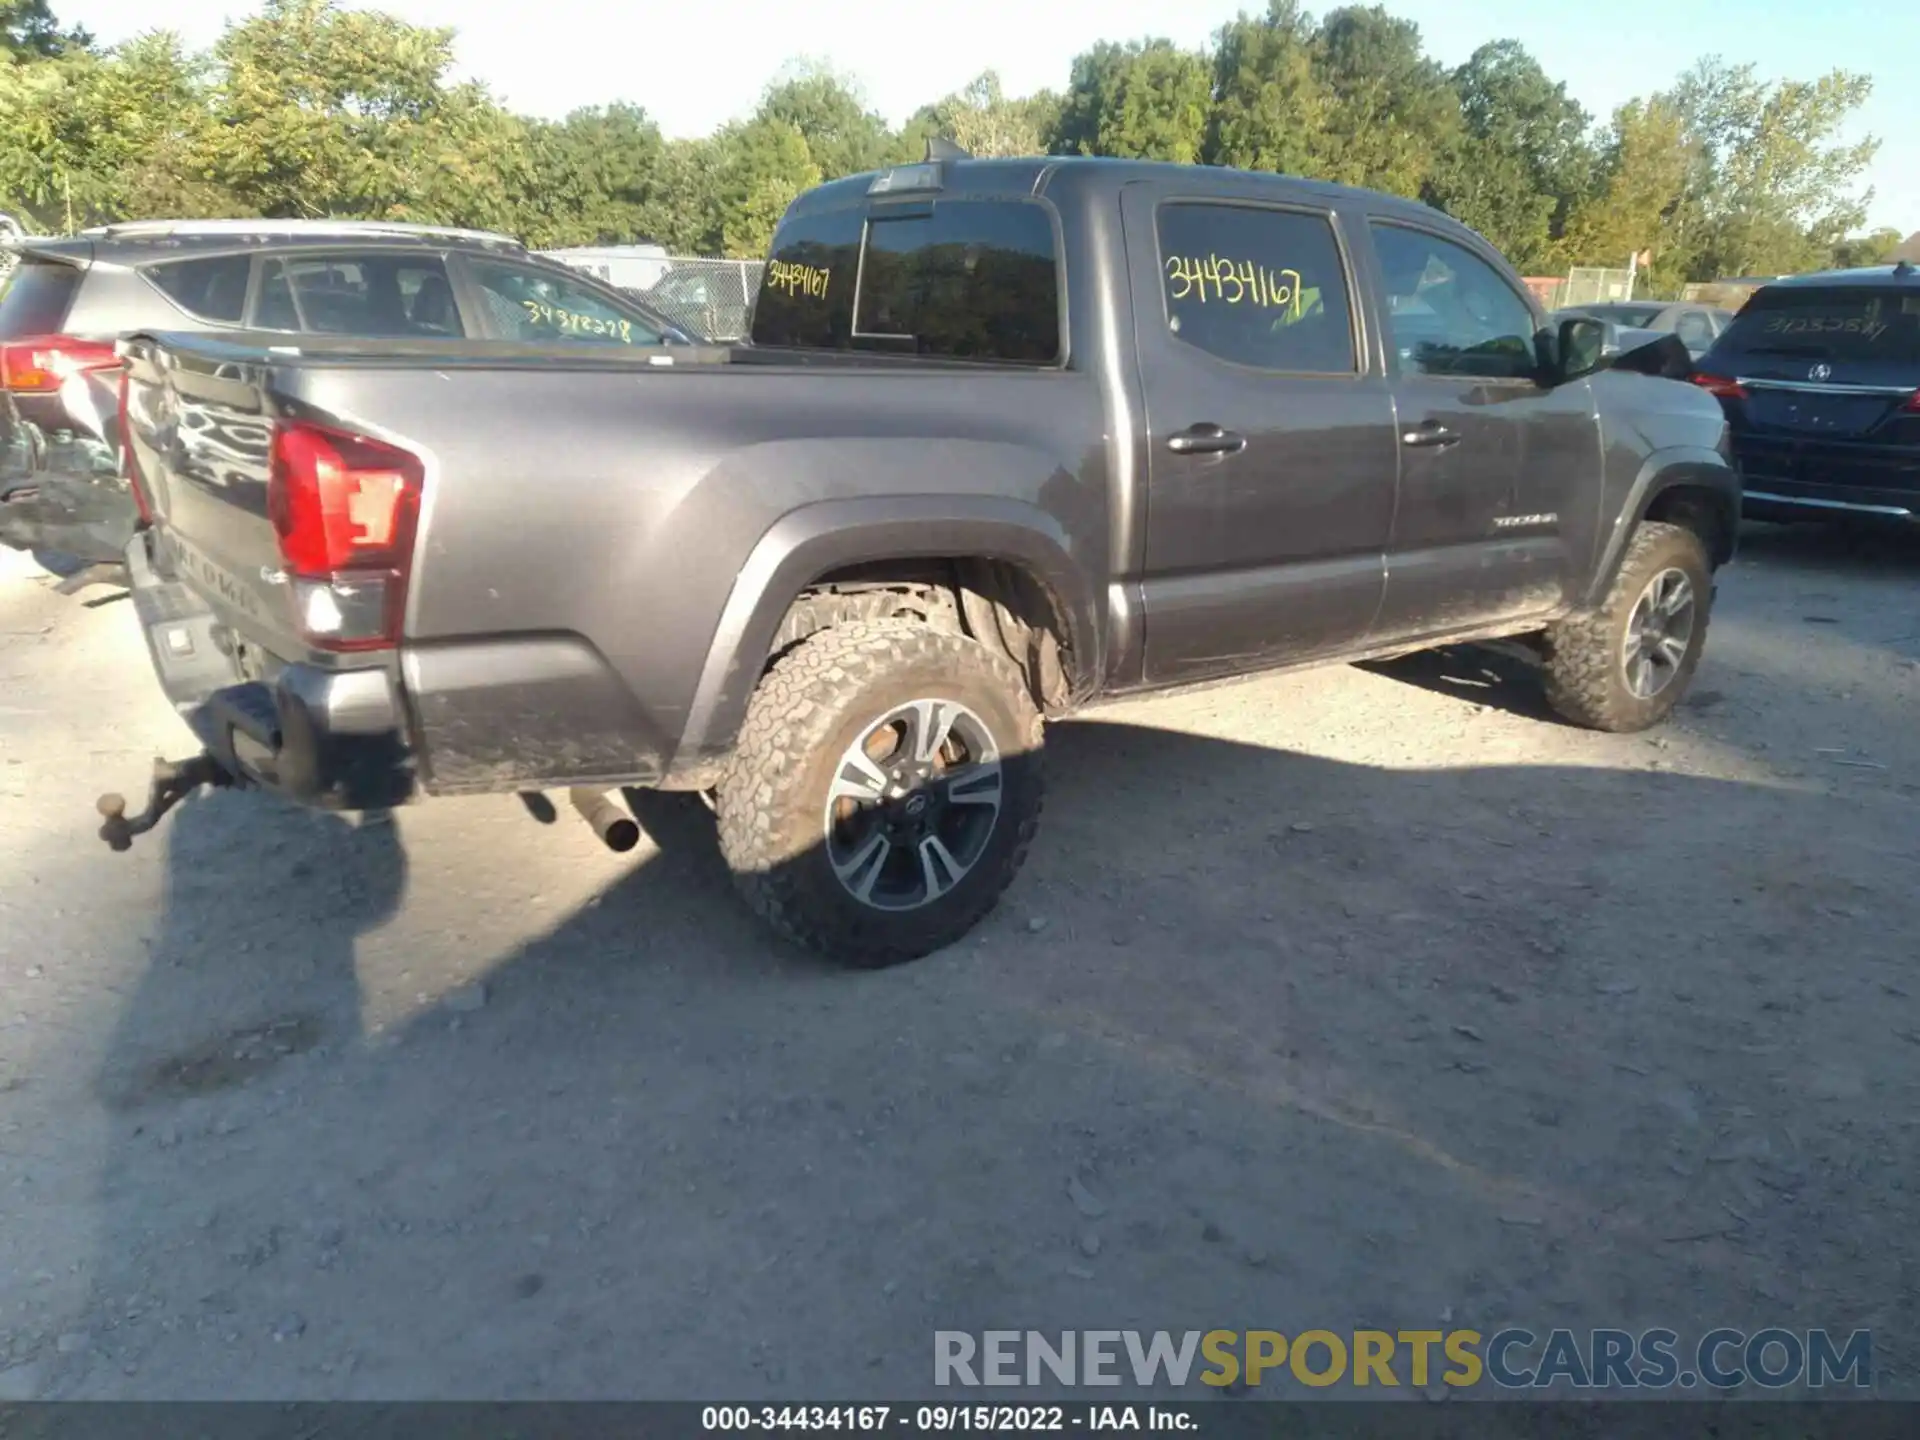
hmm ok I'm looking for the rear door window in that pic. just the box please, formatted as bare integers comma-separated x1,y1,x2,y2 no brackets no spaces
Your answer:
464,260,665,346
1154,202,1355,373
754,199,1061,364
145,255,251,323
0,259,82,338
1715,287,1920,365
255,255,463,337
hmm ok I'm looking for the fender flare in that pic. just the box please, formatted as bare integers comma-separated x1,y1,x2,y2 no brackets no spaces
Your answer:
1583,447,1740,608
674,494,1102,768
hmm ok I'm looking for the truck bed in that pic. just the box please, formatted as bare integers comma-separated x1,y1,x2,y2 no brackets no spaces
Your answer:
118,328,1108,797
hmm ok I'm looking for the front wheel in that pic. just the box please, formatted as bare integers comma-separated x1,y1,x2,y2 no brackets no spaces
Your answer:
717,620,1045,966
1542,521,1713,733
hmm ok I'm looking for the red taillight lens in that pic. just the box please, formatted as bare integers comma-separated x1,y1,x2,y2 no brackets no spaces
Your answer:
1903,389,1920,413
268,419,424,651
1689,373,1747,400
117,369,153,526
0,334,120,392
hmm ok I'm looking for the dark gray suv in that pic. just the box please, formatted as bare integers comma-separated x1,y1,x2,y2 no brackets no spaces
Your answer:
0,219,690,572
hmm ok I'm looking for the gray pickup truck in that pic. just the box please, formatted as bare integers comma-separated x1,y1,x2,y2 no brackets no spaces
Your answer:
104,155,1738,964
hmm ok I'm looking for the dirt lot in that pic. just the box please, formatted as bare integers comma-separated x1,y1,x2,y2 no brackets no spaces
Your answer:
1,526,1917,1402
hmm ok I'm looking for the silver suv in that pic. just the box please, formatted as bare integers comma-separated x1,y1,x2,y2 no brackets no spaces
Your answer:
0,219,691,574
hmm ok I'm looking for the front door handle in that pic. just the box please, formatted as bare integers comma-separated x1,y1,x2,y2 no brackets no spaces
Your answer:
1167,422,1247,456
1401,419,1462,449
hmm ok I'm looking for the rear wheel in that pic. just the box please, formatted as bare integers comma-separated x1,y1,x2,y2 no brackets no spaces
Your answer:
1543,521,1713,732
717,620,1044,966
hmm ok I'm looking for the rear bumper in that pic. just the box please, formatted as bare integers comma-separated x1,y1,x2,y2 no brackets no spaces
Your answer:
127,534,415,809
1731,434,1920,522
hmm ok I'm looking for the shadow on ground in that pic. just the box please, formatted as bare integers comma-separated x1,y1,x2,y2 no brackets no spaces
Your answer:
54,716,1920,1399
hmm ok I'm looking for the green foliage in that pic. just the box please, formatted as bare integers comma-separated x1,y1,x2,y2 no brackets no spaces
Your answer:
1828,227,1903,270
1206,1,1332,175
1,0,88,59
714,118,821,258
1664,59,1880,279
1424,40,1593,272
1558,98,1698,289
757,64,890,180
906,72,1058,159
1308,6,1458,196
0,0,1893,290
1056,39,1212,163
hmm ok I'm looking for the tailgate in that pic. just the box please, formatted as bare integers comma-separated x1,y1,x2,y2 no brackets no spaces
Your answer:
122,335,322,658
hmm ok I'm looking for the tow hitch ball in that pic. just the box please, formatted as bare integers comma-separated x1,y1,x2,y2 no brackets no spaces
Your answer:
96,754,233,851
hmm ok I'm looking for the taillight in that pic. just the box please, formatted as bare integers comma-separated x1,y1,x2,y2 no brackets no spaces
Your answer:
0,334,120,392
117,369,153,526
1690,373,1747,400
268,419,425,652
1903,389,1920,413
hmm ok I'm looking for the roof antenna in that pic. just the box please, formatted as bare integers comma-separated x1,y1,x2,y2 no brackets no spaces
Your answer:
925,135,972,162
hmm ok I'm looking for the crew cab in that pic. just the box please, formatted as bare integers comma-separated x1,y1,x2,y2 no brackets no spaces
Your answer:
103,155,1739,964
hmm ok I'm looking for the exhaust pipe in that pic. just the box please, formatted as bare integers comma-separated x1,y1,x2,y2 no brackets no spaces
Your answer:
570,787,640,852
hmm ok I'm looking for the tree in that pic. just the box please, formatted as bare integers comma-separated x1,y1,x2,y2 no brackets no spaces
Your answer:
1206,1,1332,175
1557,98,1700,291
907,72,1054,159
1425,40,1592,270
1,0,89,59
1306,5,1459,197
1828,227,1903,270
1665,59,1879,279
0,33,230,227
713,118,819,257
516,104,669,247
204,0,470,218
756,63,890,180
1055,39,1212,163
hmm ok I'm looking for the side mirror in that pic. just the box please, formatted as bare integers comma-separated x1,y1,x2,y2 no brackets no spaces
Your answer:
1552,315,1612,383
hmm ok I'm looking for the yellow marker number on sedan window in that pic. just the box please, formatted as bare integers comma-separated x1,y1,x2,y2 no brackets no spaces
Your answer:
520,300,634,344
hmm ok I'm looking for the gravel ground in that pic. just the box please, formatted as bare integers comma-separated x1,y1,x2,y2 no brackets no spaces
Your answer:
1,526,1917,1402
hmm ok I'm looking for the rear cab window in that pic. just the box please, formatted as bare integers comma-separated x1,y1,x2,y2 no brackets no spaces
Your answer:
1154,202,1355,373
0,259,83,339
1715,286,1920,368
753,198,1062,364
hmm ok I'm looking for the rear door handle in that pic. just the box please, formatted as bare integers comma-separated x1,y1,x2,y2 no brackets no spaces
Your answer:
1401,419,1461,449
1167,422,1247,456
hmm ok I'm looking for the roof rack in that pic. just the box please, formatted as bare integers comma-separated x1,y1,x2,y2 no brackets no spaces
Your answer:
80,218,525,248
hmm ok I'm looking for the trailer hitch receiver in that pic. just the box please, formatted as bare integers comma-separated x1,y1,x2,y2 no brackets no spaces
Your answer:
96,754,235,851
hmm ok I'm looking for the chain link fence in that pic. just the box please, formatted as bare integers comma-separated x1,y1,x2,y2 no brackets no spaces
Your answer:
629,258,764,343
1559,266,1636,308
1521,276,1568,311
542,249,764,343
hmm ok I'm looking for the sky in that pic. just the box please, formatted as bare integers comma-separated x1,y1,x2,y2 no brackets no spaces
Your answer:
64,0,1919,236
